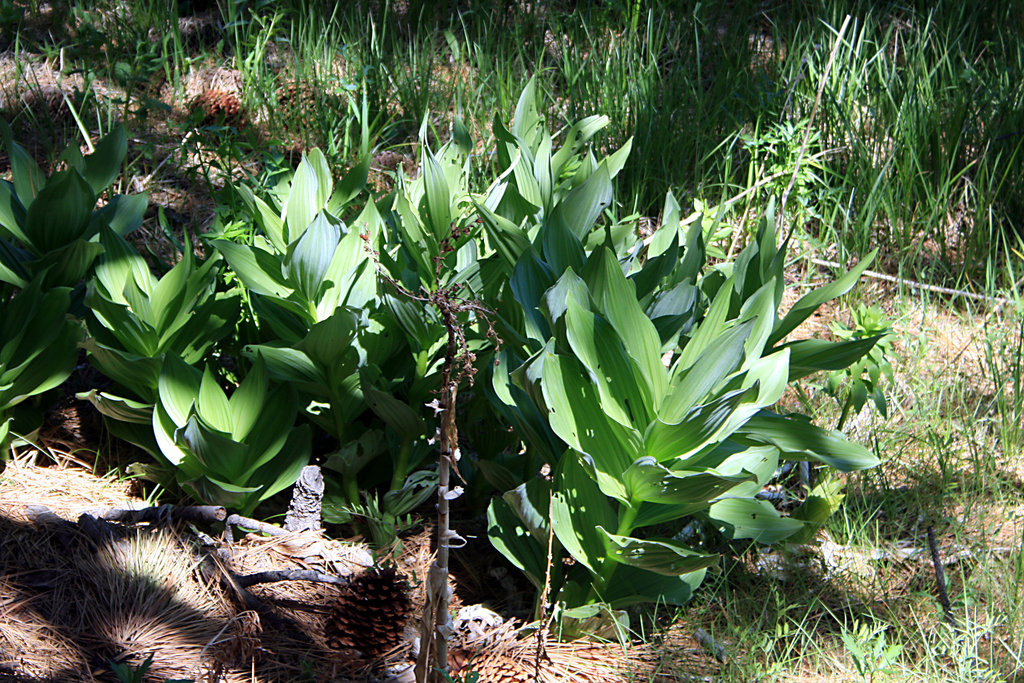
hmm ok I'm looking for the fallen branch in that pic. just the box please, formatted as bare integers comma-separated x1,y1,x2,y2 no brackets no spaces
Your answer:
927,525,959,630
811,257,1013,306
695,628,729,663
225,513,288,537
84,504,227,525
234,569,350,588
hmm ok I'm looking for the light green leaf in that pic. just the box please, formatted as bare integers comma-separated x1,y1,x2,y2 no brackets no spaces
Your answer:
550,163,612,241
645,385,760,462
552,452,616,573
597,528,720,576
422,147,453,242
285,211,340,304
81,124,127,195
769,250,877,345
565,299,653,428
284,151,327,241
587,248,667,405
24,170,95,252
213,240,293,299
734,411,879,471
623,456,754,507
708,498,804,543
157,355,200,428
661,319,753,423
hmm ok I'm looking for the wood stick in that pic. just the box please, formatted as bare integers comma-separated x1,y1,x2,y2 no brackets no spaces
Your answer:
810,257,1013,306
225,514,288,537
927,525,959,630
84,504,227,525
234,569,350,588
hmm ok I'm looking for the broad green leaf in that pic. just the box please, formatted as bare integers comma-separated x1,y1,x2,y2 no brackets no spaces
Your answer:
645,385,759,462
153,402,189,466
80,340,161,402
601,564,707,608
734,411,879,471
550,163,612,241
89,230,151,308
213,240,293,299
301,309,357,368
789,475,846,544
328,156,369,211
24,170,94,252
196,365,232,434
784,337,880,380
178,415,250,482
236,184,286,252
285,211,340,304
362,380,424,440
587,248,667,404
0,120,45,203
769,250,877,345
551,115,609,173
539,353,642,485
77,389,153,425
708,498,804,543
552,452,616,573
100,193,148,236
673,276,734,375
249,425,312,503
565,299,653,428
422,147,453,241
81,124,127,195
661,320,754,423
601,138,633,179
246,345,327,388
35,239,104,289
623,456,754,507
0,181,28,245
475,196,531,273
597,528,720,575
487,495,549,588
541,219,585,277
284,152,327,241
157,355,200,428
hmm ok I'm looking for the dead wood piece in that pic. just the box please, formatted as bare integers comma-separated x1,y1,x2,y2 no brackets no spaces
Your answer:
235,569,349,588
927,525,959,630
695,629,729,663
85,503,227,525
225,513,288,537
284,465,324,533
200,548,295,630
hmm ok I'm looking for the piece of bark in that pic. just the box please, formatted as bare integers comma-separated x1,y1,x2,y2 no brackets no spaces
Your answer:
283,465,324,532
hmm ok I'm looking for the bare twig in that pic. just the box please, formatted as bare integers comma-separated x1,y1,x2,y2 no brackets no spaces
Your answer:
225,514,288,537
927,525,959,630
535,489,555,676
810,257,1013,306
234,568,350,588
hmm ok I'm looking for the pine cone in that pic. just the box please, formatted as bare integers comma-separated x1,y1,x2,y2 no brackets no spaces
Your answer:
325,566,411,659
450,649,533,683
195,88,243,124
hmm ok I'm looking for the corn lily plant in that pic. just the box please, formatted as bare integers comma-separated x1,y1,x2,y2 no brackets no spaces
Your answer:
152,354,310,515
0,122,146,290
0,278,83,458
